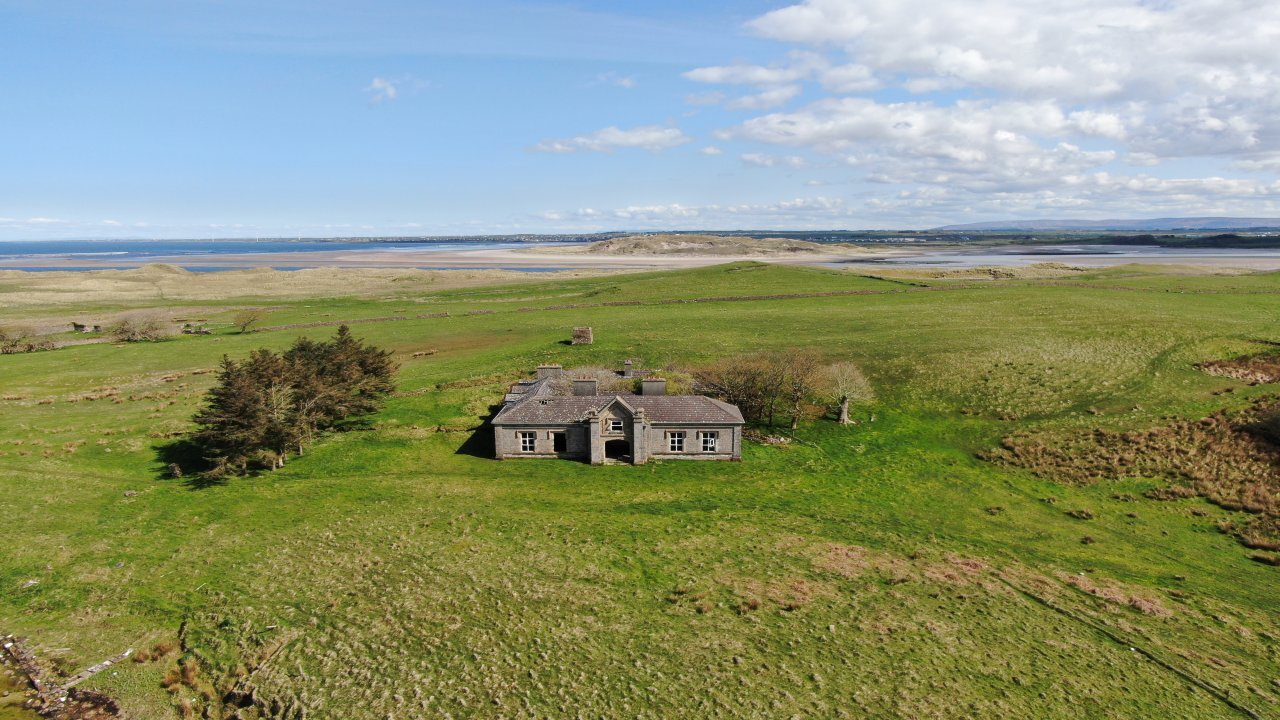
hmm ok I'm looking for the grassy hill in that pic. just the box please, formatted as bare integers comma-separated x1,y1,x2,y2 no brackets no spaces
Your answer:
2,262,1279,718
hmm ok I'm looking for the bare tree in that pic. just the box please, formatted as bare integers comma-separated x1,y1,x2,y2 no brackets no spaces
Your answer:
694,354,774,424
695,350,821,429
232,309,268,334
819,361,875,425
0,325,53,354
782,350,822,430
107,313,172,343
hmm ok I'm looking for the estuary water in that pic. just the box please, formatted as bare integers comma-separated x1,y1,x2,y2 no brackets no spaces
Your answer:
831,244,1280,269
0,239,589,272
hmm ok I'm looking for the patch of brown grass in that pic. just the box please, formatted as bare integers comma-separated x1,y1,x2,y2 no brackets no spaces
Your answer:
1057,572,1173,617
985,396,1280,549
1198,350,1280,384
921,555,990,587
812,543,870,579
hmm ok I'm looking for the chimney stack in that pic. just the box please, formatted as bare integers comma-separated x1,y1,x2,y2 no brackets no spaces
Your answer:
641,378,666,396
623,359,634,378
572,378,598,396
536,364,563,380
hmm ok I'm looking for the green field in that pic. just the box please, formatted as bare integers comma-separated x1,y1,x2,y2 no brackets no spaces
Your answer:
2,262,1279,719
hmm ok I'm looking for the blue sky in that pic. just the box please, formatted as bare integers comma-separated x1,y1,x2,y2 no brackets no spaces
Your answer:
3,0,1279,239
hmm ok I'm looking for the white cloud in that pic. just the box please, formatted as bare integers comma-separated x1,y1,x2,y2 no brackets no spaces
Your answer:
593,72,637,88
684,91,726,106
683,53,824,86
735,0,1280,162
365,77,398,103
1235,153,1280,172
669,0,1280,220
820,63,878,93
532,124,692,153
536,196,867,230
539,170,1280,230
363,75,428,104
699,146,724,155
746,0,1280,102
726,98,1125,191
684,53,877,103
741,153,807,168
1124,152,1161,167
726,85,802,110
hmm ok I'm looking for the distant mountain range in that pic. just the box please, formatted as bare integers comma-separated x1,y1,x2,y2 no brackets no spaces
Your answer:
935,217,1280,232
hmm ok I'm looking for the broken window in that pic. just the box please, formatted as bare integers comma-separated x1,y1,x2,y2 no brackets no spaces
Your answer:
701,431,718,452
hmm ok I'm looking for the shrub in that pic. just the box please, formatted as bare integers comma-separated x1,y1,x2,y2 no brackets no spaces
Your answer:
107,313,172,342
0,325,54,354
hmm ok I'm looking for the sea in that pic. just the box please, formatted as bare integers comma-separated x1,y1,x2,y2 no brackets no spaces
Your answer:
827,244,1280,269
0,239,588,272
3,239,1280,272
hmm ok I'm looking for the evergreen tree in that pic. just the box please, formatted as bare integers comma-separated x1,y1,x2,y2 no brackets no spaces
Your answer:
191,356,269,476
189,326,397,478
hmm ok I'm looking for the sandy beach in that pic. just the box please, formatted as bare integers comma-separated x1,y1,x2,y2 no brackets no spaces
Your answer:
3,242,1280,273
0,244,894,271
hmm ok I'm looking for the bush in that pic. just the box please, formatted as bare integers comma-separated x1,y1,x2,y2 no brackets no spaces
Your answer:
107,313,172,342
0,325,54,354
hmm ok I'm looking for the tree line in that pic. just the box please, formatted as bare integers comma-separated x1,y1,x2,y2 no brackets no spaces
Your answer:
693,350,873,429
190,326,396,478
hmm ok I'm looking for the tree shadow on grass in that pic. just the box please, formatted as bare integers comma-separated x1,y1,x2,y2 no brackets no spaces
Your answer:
154,437,225,489
454,404,501,459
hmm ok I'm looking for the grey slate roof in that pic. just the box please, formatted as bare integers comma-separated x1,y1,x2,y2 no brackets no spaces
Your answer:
492,393,744,425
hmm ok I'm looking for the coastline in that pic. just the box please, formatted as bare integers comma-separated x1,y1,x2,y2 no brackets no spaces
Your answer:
0,245,893,272
2,243,1280,273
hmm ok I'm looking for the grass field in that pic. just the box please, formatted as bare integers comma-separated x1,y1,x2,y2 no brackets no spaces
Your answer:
2,262,1279,719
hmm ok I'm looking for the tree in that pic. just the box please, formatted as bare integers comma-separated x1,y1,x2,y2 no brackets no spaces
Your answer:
189,326,396,478
782,350,821,430
107,313,171,342
191,356,274,477
819,362,875,425
694,353,775,424
694,350,820,429
231,309,268,334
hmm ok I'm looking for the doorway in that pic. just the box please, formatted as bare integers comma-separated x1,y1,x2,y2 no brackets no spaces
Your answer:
604,439,631,462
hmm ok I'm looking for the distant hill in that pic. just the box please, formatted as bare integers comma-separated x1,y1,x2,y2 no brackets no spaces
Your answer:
579,234,838,255
936,217,1280,232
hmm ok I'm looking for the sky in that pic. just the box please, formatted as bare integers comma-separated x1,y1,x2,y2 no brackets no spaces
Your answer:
2,0,1280,239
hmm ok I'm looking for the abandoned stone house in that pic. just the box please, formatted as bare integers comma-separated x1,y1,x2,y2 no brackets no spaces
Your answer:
492,362,744,464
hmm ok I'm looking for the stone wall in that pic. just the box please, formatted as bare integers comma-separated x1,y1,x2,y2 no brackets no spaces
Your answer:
494,424,589,459
643,425,742,461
